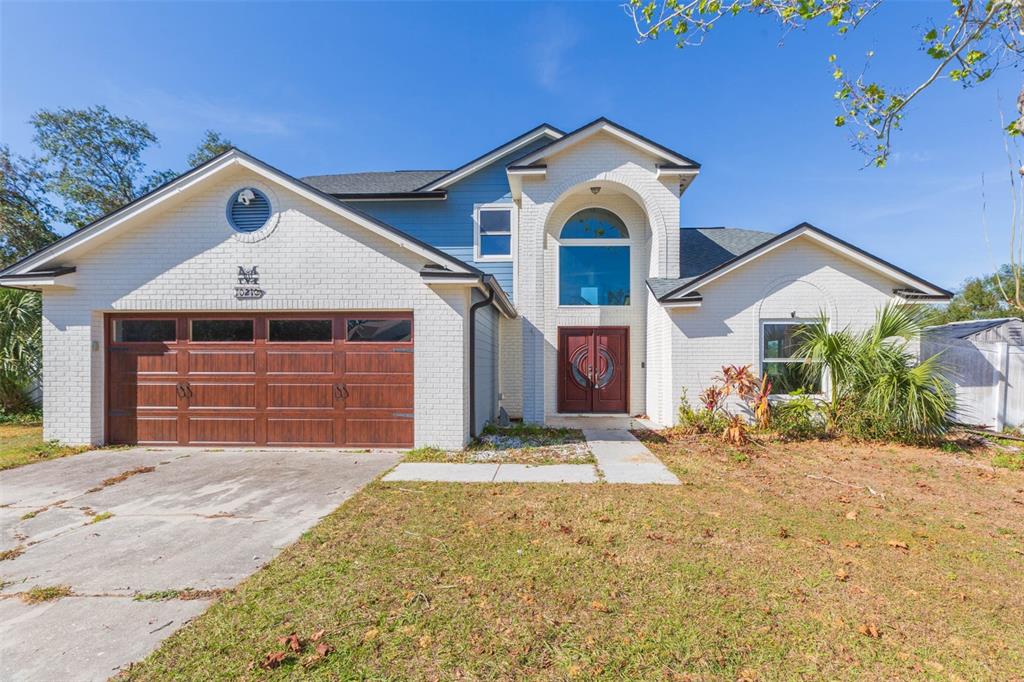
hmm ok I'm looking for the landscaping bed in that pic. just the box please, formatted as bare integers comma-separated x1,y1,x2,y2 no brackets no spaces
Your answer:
125,434,1023,680
405,423,594,465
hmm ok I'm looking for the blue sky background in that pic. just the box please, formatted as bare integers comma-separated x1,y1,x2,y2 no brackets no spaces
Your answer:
2,1,1021,291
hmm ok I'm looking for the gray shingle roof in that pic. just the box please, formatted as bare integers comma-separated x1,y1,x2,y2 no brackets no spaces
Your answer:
924,317,1024,341
646,227,777,300
300,170,450,195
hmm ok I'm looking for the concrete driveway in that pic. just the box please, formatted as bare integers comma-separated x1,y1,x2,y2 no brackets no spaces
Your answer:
0,447,401,682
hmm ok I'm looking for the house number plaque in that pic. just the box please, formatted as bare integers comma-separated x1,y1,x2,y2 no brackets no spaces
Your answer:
234,266,265,300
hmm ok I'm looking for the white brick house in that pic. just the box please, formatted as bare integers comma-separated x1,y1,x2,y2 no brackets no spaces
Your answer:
0,118,952,448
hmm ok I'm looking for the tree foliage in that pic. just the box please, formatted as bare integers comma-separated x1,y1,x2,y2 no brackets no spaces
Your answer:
627,0,1024,168
936,264,1023,322
30,105,176,228
0,288,42,412
0,145,58,268
187,130,234,168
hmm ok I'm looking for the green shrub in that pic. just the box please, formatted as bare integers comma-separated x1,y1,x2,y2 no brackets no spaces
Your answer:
771,393,826,440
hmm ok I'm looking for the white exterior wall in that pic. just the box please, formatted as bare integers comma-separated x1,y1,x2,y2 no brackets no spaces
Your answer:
515,133,681,422
497,315,523,418
41,165,472,449
668,238,901,417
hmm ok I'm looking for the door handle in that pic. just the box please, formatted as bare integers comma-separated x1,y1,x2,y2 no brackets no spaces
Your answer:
334,383,348,399
184,382,193,399
176,383,186,399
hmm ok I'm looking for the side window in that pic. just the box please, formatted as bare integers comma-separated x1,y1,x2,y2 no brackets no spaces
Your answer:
474,205,513,260
761,321,822,394
346,319,412,342
268,319,332,342
190,319,254,342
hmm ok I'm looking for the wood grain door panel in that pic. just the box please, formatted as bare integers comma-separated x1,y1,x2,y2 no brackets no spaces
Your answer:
106,312,414,447
557,327,629,414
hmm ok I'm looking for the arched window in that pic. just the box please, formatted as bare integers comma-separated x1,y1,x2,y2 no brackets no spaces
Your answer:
558,208,630,306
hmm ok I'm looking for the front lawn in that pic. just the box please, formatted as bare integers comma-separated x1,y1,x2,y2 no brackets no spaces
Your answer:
127,435,1023,680
405,422,593,465
0,423,91,471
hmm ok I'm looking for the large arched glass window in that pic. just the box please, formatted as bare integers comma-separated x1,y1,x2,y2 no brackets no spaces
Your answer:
558,208,630,306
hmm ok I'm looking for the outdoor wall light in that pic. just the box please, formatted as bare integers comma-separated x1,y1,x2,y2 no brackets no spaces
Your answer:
590,186,601,195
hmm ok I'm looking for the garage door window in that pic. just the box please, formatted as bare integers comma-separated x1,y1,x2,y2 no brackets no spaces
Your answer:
112,319,176,343
346,318,412,342
268,319,332,342
190,319,254,342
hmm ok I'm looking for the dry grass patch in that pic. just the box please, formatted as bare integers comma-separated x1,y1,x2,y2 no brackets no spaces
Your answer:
406,423,593,465
19,585,72,604
0,424,92,471
126,436,1023,680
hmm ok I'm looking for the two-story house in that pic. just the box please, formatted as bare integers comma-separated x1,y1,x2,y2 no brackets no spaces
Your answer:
0,118,951,449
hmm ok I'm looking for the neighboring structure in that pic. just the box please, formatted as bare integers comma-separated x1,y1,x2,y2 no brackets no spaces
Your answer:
0,118,953,449
922,318,1024,430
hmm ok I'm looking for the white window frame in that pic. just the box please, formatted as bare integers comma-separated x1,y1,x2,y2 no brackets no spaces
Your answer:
555,204,632,308
473,203,515,262
759,319,826,397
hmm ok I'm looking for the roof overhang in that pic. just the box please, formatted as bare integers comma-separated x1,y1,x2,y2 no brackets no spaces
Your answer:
508,117,701,170
656,222,952,303
0,266,77,291
417,124,564,192
419,267,517,318
0,149,480,281
334,191,447,202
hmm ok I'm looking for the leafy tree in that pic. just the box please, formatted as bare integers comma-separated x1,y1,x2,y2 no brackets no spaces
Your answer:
0,145,58,268
30,105,176,228
187,130,234,168
797,303,954,440
936,264,1023,322
0,288,42,412
627,0,1023,168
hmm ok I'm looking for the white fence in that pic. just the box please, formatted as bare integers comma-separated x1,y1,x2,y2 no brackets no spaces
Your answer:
921,337,1023,430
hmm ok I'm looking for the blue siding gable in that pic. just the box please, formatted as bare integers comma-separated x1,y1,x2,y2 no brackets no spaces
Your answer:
348,136,553,297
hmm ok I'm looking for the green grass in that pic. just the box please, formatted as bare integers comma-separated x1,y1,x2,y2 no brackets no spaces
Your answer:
0,423,91,471
89,511,114,524
992,451,1024,471
126,436,1024,680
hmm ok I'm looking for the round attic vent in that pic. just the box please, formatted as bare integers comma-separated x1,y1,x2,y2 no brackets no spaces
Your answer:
227,188,272,232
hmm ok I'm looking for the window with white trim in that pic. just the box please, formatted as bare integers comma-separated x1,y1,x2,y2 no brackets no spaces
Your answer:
474,205,513,260
761,320,822,395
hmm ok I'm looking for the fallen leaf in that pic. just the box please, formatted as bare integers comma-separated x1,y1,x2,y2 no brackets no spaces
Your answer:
835,570,850,582
845,510,858,520
778,527,790,539
315,642,333,657
590,600,610,613
260,651,288,669
858,623,881,638
844,541,861,548
362,627,379,642
277,633,301,653
887,540,910,550
310,629,325,642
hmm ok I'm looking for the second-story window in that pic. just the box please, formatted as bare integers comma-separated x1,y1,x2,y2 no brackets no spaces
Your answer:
475,205,513,261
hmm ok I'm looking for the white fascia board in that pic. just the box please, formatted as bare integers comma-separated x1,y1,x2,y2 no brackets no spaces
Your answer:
668,227,949,299
661,300,702,309
514,121,695,168
420,126,563,191
656,167,700,179
0,277,75,290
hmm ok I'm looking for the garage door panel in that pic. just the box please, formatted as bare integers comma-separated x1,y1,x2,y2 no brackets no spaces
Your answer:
188,417,256,444
346,418,414,447
344,351,413,375
346,384,413,409
189,351,256,374
266,351,334,375
266,418,335,445
267,383,334,409
108,313,414,448
110,350,178,375
188,383,256,409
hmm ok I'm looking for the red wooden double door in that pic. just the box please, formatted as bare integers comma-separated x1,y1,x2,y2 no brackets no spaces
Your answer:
106,312,414,447
557,327,629,414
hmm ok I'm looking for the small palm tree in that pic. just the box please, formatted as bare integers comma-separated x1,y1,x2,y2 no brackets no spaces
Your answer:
0,288,42,412
797,303,954,440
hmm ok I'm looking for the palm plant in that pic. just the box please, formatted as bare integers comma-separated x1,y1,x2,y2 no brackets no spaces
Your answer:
796,303,954,440
0,288,42,412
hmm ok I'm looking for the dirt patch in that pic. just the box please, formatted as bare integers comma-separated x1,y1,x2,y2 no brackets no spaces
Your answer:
87,466,156,493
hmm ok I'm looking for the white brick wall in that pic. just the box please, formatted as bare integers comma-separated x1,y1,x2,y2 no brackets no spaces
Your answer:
41,165,472,449
510,132,680,422
668,238,903,418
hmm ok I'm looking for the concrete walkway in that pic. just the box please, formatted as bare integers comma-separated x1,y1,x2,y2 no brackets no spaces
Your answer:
383,418,679,485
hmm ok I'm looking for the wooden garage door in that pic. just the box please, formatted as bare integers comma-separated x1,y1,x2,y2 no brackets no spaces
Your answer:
106,312,413,447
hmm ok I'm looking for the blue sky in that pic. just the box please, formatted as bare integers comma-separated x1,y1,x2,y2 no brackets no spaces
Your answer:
2,1,1020,290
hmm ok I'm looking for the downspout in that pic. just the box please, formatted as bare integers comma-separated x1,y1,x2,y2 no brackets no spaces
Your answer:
468,284,495,439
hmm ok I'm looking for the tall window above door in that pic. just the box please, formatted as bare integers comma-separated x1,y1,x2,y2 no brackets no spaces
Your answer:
558,208,630,306
474,204,513,261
